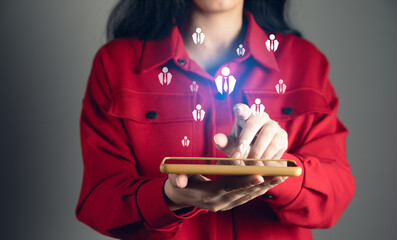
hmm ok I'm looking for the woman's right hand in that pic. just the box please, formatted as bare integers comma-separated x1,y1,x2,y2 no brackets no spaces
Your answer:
164,173,283,212
163,102,288,212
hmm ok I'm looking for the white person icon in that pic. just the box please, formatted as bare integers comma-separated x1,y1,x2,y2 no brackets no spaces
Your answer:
265,34,279,52
181,136,190,147
250,98,265,116
158,67,172,85
236,44,245,56
192,104,205,121
275,79,287,94
192,27,205,45
190,81,199,93
215,67,237,95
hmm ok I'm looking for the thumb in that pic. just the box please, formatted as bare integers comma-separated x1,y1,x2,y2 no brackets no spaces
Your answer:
213,133,236,158
168,174,188,188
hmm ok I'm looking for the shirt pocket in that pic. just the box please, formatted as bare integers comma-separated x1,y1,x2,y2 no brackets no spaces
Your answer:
243,88,331,121
107,88,195,177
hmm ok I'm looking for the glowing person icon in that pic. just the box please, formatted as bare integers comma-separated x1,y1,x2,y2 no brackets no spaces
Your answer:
192,104,205,121
192,28,205,45
239,140,250,155
190,81,199,93
250,98,265,116
181,136,190,147
265,34,279,52
275,79,287,94
236,44,245,56
214,67,237,95
158,67,172,85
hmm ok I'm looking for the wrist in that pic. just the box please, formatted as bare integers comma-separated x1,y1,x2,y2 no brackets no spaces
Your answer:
163,179,189,211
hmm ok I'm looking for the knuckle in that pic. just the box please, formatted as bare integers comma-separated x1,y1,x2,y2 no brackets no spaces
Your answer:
270,140,283,151
244,119,257,129
242,193,256,203
221,194,234,202
221,206,232,212
222,185,235,193
199,195,212,205
208,206,220,212
279,129,288,138
260,123,276,137
249,149,262,159
260,112,270,120
247,194,256,201
258,188,269,196
237,190,249,197
268,121,279,129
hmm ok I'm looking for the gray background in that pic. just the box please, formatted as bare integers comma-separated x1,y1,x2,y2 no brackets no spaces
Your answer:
1,0,396,239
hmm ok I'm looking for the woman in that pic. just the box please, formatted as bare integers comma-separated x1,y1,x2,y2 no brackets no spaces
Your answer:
76,0,355,239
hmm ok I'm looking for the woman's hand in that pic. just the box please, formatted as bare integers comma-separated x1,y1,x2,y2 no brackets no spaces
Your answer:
163,103,289,212
214,103,289,167
164,173,283,212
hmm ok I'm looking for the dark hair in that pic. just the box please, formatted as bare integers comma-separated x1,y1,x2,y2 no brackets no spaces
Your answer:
107,0,300,41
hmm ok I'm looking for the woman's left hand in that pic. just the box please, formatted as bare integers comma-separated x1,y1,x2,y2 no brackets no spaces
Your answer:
214,103,289,179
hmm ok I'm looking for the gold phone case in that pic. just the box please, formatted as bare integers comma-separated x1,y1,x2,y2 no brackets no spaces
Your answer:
160,157,302,177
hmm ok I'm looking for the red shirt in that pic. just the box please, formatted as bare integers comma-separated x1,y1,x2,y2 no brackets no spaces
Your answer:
76,12,355,240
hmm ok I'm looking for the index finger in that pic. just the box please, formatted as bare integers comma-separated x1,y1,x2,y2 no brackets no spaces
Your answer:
231,112,270,159
230,104,252,139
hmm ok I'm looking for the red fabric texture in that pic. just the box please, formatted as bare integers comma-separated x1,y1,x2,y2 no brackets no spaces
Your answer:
76,12,355,240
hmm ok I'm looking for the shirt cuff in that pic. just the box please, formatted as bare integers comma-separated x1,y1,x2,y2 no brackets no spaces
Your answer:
136,177,206,229
262,153,305,209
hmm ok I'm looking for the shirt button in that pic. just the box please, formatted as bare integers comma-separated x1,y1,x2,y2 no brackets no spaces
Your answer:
282,107,294,115
177,58,185,65
146,111,158,119
263,194,274,200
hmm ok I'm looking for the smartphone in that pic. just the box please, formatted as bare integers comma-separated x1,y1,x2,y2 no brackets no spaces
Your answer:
160,157,302,177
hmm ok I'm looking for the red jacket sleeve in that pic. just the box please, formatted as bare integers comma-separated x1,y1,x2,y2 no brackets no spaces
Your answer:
262,67,355,228
75,49,205,239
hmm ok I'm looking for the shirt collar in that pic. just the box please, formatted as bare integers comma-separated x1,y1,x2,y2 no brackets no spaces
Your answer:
139,27,187,73
139,11,279,73
243,11,279,72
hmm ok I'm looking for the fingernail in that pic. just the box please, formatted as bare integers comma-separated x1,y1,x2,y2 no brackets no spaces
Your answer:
176,180,182,188
252,177,264,185
213,136,218,146
234,106,243,115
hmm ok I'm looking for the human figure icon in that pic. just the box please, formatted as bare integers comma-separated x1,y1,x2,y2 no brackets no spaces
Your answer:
190,81,199,93
192,27,205,44
214,67,237,95
158,67,172,85
265,34,279,52
236,44,245,56
275,79,287,94
250,98,265,116
239,139,250,155
192,104,205,121
181,136,190,147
